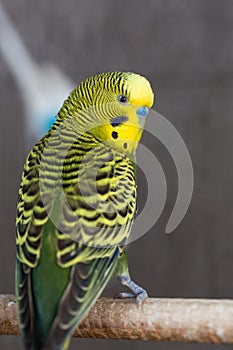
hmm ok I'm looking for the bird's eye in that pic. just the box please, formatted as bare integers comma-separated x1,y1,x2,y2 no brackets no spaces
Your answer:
118,95,128,104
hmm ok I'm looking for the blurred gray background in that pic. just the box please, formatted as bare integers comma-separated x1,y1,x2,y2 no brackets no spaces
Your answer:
0,0,233,349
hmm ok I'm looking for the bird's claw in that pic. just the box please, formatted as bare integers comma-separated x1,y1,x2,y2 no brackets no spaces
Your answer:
135,289,148,304
117,292,136,299
117,274,148,304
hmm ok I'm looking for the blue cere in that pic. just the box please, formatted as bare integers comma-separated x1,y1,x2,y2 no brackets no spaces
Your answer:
136,106,149,118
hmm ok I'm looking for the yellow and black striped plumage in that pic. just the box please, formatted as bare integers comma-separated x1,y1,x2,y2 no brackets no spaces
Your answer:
16,72,154,349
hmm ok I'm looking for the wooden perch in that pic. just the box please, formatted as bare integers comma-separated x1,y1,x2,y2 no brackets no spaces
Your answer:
1,294,233,343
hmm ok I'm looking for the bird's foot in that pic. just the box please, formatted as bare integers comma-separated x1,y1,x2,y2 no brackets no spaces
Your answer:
117,274,148,304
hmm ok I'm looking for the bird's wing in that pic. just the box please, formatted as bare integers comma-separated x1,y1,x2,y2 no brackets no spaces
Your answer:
56,142,137,267
15,135,54,348
41,144,136,347
16,134,52,267
16,127,137,348
16,259,35,349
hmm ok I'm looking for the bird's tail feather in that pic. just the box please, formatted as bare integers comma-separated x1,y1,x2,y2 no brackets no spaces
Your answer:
42,248,119,349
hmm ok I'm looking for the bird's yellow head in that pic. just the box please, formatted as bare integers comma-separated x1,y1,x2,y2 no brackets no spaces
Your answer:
59,72,154,155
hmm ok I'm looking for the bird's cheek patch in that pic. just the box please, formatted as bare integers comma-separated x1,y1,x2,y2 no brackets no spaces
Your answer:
110,116,128,127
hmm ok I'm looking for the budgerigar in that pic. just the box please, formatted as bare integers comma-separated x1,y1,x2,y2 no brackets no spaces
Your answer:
16,71,154,349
